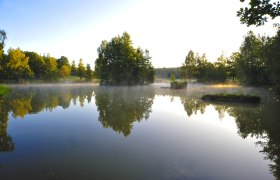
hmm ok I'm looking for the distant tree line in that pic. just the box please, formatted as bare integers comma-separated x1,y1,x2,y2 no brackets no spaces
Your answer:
0,30,94,82
155,67,180,79
180,30,280,88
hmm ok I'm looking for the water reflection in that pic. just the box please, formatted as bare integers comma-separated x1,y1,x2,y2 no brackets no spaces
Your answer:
154,86,280,179
0,84,279,179
94,86,155,136
0,85,95,154
0,98,14,153
201,101,280,179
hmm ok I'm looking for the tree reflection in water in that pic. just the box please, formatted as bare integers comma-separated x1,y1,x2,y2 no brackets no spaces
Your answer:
157,87,280,179
0,85,95,155
180,96,280,180
94,86,155,136
0,97,14,153
0,85,279,178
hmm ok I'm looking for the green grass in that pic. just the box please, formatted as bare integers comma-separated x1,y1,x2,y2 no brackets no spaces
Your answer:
0,85,11,96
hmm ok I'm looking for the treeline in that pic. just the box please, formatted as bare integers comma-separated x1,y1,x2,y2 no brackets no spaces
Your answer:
0,30,94,82
180,30,280,88
155,67,180,79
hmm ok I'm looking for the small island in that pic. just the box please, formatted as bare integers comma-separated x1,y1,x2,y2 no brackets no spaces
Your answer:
201,94,261,103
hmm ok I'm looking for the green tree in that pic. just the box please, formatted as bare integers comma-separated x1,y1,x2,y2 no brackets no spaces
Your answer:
214,53,227,82
0,30,7,61
24,51,45,79
180,50,196,80
3,48,32,81
57,56,70,69
77,59,86,79
268,30,280,87
70,60,77,76
43,54,58,81
236,31,269,85
227,52,239,82
85,64,94,81
237,0,280,26
59,65,71,79
0,30,7,76
95,32,155,85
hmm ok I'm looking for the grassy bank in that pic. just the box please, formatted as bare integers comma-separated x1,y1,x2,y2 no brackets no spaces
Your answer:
0,84,11,95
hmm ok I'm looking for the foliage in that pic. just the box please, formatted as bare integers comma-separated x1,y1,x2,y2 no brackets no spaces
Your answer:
70,60,77,76
0,30,95,82
235,31,270,85
43,55,58,81
180,50,196,79
59,65,71,79
180,52,228,83
156,67,180,79
57,56,70,69
0,30,7,62
3,48,33,81
268,30,280,85
237,0,280,26
77,59,86,79
85,64,94,81
95,32,155,85
24,51,46,79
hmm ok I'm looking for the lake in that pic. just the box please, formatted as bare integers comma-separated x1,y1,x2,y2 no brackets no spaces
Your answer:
0,84,279,180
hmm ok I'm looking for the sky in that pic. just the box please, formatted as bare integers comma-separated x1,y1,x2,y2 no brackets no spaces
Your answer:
0,0,279,68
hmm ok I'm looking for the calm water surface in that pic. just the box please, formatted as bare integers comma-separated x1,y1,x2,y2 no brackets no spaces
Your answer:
0,84,279,180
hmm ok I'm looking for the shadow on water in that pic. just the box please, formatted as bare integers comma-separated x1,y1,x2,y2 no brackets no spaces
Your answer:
0,83,279,179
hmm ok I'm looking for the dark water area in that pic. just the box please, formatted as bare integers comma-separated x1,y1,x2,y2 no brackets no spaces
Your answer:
0,84,279,180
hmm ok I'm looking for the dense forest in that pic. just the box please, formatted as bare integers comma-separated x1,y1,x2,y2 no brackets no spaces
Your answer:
0,30,94,82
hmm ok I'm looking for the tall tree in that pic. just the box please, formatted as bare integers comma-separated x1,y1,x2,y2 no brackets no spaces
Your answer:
77,59,86,79
268,30,280,86
237,0,280,26
180,50,196,80
70,60,77,76
228,52,240,82
85,64,94,81
43,54,58,81
236,31,269,85
0,30,7,75
0,30,7,60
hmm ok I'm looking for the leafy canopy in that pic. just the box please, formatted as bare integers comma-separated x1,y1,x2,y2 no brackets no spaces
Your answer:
94,32,155,85
237,0,280,26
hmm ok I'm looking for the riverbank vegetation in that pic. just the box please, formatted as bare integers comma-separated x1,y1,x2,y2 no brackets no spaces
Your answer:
179,29,280,91
0,31,94,83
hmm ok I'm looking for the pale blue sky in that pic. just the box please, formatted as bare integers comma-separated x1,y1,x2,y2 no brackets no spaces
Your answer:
1,0,279,67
